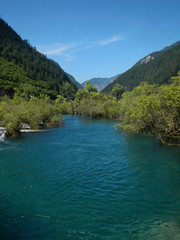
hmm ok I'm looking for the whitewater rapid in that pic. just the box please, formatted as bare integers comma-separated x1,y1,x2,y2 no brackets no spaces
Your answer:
0,131,5,141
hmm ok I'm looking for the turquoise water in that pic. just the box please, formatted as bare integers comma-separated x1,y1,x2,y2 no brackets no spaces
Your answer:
0,115,180,240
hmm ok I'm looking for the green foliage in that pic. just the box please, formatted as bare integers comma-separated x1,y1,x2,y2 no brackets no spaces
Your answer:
73,87,119,119
0,18,77,99
84,81,98,93
60,82,76,101
117,75,180,144
0,96,63,137
111,83,124,100
0,73,179,145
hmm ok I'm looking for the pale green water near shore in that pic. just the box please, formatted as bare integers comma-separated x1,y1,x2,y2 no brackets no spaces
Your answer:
0,115,180,239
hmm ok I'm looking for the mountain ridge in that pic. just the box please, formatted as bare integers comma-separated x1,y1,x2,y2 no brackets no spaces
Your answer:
135,40,180,67
82,74,120,92
102,41,180,93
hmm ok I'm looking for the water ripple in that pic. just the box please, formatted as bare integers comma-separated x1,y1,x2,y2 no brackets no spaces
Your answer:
0,116,180,239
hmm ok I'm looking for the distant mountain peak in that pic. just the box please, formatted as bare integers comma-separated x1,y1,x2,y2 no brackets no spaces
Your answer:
82,74,120,92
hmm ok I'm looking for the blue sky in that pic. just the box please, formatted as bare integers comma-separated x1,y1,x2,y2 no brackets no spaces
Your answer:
0,0,180,83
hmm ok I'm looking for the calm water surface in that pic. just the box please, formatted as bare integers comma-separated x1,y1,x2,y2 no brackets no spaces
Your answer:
0,115,180,240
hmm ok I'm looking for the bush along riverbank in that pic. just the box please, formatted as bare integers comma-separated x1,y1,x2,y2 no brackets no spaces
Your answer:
0,73,180,145
0,95,64,137
71,75,180,145
116,79,180,145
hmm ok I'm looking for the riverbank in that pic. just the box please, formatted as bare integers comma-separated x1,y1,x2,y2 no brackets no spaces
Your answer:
0,96,63,138
71,79,180,146
0,75,180,145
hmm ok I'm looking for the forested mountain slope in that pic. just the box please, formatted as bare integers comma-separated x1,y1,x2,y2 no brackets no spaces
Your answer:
0,18,78,98
102,41,180,93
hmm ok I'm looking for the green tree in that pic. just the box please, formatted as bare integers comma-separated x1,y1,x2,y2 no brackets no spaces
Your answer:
111,83,124,101
117,76,180,145
84,81,98,93
60,82,76,101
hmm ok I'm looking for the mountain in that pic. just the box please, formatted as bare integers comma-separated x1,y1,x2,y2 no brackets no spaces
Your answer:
65,73,82,89
102,41,180,94
0,18,78,98
134,41,180,68
82,74,119,92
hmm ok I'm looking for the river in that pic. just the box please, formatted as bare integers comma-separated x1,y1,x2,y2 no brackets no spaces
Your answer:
0,115,180,239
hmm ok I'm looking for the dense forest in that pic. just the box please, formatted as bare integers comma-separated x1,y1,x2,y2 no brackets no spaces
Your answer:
102,41,180,93
0,18,78,99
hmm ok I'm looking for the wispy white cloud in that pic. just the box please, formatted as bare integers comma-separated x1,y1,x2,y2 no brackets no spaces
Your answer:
72,35,123,52
38,35,123,62
100,36,123,46
41,43,77,56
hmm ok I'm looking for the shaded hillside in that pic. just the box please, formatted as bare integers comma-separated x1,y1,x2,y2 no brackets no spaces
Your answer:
102,41,180,93
65,73,82,89
82,74,119,92
0,18,77,98
0,57,57,97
